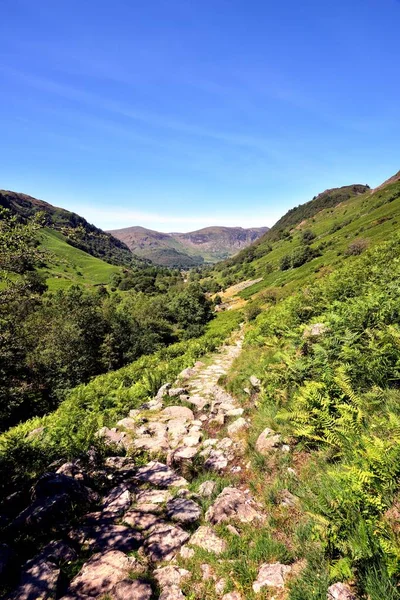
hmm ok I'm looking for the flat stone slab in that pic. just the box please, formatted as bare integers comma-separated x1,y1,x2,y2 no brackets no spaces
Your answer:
69,522,143,553
123,510,161,531
252,562,291,592
112,579,152,600
166,497,201,524
134,461,188,488
144,523,190,562
135,489,172,504
161,406,194,421
189,526,227,554
101,484,131,516
206,487,264,525
63,550,134,598
10,558,60,600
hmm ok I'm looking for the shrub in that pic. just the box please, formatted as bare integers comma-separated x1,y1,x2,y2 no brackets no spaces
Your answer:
346,238,369,256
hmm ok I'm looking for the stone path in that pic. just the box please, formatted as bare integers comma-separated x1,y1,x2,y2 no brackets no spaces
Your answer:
3,328,352,599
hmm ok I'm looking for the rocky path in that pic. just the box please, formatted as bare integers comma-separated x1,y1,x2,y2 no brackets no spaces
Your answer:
2,330,352,600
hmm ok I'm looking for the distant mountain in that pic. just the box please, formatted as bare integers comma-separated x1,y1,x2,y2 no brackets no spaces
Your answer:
0,189,144,268
107,225,269,267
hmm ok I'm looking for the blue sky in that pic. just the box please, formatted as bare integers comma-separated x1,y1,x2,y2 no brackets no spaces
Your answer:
1,0,399,232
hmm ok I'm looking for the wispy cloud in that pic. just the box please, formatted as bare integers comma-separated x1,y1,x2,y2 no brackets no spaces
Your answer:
0,66,282,158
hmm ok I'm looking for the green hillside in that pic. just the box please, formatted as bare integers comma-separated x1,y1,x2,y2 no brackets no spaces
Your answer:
0,189,144,268
38,228,122,290
211,175,400,298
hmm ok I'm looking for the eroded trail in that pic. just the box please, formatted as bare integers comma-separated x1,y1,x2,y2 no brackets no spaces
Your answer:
5,329,296,600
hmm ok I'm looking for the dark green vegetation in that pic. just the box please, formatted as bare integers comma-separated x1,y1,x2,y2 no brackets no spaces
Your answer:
0,309,241,501
109,224,268,267
209,177,399,293
0,207,216,431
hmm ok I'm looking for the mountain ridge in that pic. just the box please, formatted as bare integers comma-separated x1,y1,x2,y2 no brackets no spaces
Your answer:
108,224,269,267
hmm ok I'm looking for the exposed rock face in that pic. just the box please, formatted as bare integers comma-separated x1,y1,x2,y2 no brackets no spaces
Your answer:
69,521,143,553
327,582,357,600
206,487,264,524
189,526,227,554
255,427,282,455
252,562,291,592
204,450,228,471
144,523,190,561
63,550,134,598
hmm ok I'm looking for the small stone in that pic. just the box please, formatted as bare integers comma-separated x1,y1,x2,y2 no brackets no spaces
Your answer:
123,510,160,530
154,566,190,588
250,375,261,388
173,446,199,462
102,483,131,516
215,578,226,594
116,417,136,430
180,546,195,559
222,593,242,600
134,461,188,488
303,322,328,338
206,487,264,524
226,408,244,417
255,428,282,455
287,467,297,477
252,562,291,592
144,523,190,562
198,480,217,498
243,387,251,395
204,450,228,472
166,497,201,524
136,489,172,504
203,438,218,447
162,406,194,421
201,563,215,580
159,585,186,599
189,526,227,554
327,582,357,600
230,466,242,473
227,524,240,536
157,383,171,398
281,444,291,453
112,579,152,600
227,418,248,438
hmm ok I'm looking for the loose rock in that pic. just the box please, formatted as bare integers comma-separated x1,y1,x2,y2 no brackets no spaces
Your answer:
144,522,190,562
327,582,357,600
134,461,188,488
189,526,227,554
255,428,282,455
206,487,264,524
252,562,291,592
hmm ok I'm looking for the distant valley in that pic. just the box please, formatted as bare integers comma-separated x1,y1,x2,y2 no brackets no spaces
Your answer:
108,225,269,267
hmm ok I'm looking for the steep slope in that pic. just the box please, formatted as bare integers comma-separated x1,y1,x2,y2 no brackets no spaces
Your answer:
0,189,143,268
210,176,399,297
108,225,268,266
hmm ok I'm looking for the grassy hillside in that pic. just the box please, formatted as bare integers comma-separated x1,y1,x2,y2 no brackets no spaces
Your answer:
38,228,122,290
210,176,400,298
0,189,143,268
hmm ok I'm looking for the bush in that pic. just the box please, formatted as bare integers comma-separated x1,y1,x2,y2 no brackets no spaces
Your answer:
346,238,369,256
